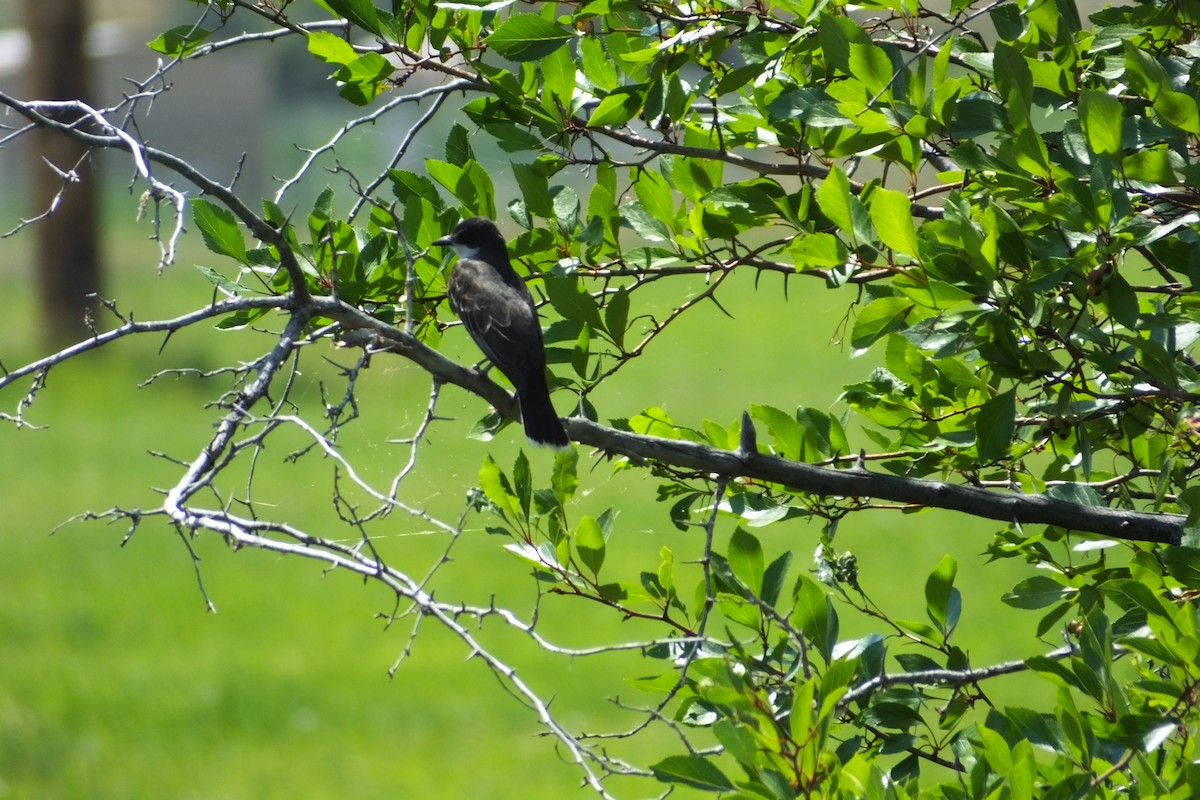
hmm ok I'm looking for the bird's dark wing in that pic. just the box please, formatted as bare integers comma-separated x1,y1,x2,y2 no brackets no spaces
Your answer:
446,258,546,382
445,252,569,448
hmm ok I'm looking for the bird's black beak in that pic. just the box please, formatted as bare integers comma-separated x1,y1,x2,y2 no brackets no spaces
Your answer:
433,235,453,247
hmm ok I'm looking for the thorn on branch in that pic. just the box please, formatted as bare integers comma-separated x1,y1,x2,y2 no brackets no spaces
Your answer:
737,411,757,462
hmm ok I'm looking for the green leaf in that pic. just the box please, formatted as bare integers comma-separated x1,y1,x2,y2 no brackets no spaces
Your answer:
789,232,848,269
540,44,576,116
503,541,561,576
479,454,519,520
390,170,444,208
551,446,579,505
306,30,357,66
925,554,960,636
792,575,837,663
1045,483,1104,507
657,546,676,595
976,388,1016,462
1114,715,1177,754
436,0,516,8
818,657,858,721
761,551,791,608
1079,90,1123,156
728,528,764,594
147,24,212,57
850,298,916,350
650,755,735,791
750,404,803,460
192,199,247,262
575,514,606,576
620,201,671,242
1002,576,1076,610
633,171,675,233
513,450,531,521
579,35,618,92
214,307,267,330
446,123,474,167
425,159,496,219
1101,270,1138,330
769,87,851,128
994,42,1033,130
816,165,869,245
989,2,1024,40
603,286,630,350
894,618,942,646
486,14,572,62
1105,578,1175,624
322,0,382,35
795,407,849,461
1155,90,1200,135
1156,546,1200,590
819,13,867,75
552,185,581,233
544,277,603,328
195,265,244,296
1012,124,1050,177
790,677,818,749
869,188,919,258
586,162,617,234
587,86,645,129
336,52,393,105
571,323,590,379
511,162,553,219
848,42,893,97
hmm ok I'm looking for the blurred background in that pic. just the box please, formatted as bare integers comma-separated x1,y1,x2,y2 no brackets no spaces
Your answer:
0,2,1038,798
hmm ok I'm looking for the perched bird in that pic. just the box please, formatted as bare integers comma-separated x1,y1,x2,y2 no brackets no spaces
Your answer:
434,217,570,448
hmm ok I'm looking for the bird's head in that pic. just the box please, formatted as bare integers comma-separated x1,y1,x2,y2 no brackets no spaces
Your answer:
433,217,505,260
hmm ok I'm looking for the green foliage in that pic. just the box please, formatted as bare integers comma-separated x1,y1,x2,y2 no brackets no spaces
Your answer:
131,0,1200,795
306,30,394,104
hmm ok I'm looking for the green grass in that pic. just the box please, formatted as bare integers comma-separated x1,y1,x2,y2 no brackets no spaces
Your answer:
0,185,1044,799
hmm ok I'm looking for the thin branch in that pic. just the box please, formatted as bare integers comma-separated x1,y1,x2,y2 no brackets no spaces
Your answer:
840,644,1075,707
274,81,471,204
0,296,288,393
0,91,312,301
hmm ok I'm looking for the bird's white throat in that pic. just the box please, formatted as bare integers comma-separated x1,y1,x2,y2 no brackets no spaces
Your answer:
449,243,481,259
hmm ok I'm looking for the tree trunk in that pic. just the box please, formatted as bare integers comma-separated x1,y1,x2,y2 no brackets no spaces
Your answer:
23,0,102,346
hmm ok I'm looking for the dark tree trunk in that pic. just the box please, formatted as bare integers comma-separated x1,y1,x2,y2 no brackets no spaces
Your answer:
23,0,102,346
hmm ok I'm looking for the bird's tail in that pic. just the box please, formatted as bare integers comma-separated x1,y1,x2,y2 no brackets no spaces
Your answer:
518,378,570,449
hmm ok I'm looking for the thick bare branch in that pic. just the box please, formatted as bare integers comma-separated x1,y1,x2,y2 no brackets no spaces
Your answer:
561,418,1184,545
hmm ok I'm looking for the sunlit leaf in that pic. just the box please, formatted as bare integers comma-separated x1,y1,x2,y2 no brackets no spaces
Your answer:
306,30,357,66
1155,90,1200,135
486,14,573,61
924,554,960,637
575,514,606,576
728,528,764,594
851,297,917,350
192,199,247,262
1080,90,1123,155
1002,576,1076,609
650,755,735,791
147,24,212,57
869,187,920,258
587,86,645,128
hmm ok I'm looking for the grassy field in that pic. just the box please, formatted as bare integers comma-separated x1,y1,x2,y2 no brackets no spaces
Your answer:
0,176,1043,799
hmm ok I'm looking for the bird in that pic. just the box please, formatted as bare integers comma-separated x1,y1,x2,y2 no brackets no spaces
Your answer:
434,217,570,448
